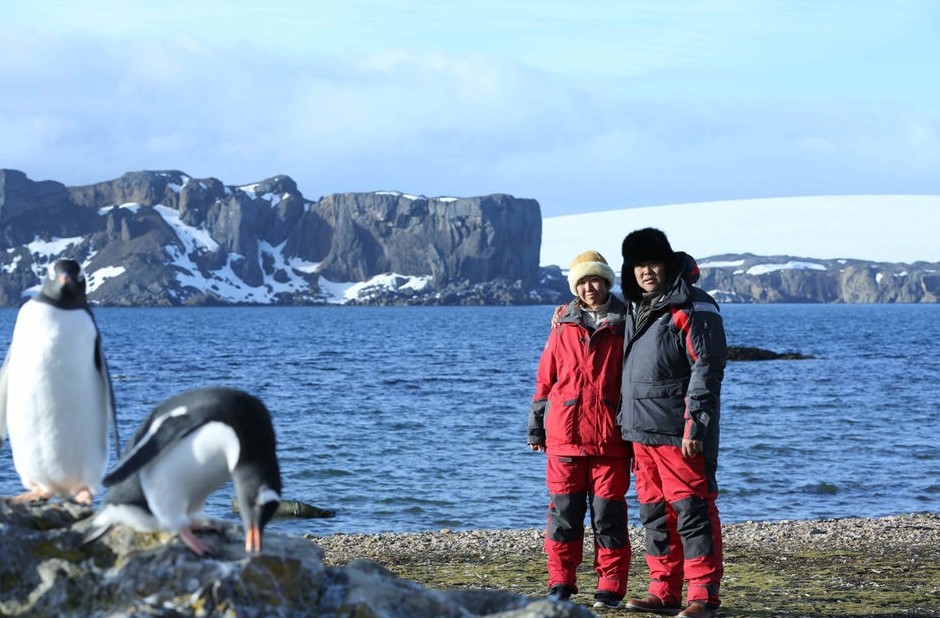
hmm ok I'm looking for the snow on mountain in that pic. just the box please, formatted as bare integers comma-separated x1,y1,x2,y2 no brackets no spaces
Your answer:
540,195,940,270
12,204,411,305
12,193,939,305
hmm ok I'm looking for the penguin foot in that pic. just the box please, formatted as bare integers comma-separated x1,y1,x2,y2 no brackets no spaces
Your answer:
179,526,215,556
190,521,224,534
11,486,52,504
71,488,94,505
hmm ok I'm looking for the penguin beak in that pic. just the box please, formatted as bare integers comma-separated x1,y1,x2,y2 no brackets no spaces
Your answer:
245,522,263,554
236,481,280,555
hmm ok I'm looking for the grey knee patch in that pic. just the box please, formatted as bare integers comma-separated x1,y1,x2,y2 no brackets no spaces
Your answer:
590,495,628,549
547,492,588,542
639,500,671,556
673,496,713,558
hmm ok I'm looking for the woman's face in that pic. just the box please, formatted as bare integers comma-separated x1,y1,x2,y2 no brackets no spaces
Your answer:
634,260,667,294
576,276,610,309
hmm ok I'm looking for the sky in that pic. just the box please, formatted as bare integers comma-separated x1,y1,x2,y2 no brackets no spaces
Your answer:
2,1,940,217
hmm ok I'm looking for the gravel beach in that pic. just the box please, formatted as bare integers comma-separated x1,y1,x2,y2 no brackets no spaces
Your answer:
307,513,940,617
307,512,940,566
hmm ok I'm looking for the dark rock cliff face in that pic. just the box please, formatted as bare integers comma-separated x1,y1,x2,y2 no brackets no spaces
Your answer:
291,192,540,289
0,169,936,306
0,170,99,250
0,170,548,307
697,254,940,304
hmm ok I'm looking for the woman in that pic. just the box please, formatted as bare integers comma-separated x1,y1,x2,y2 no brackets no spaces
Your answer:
528,250,631,610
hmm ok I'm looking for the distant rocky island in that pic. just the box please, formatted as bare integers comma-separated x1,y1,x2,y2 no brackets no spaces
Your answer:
0,168,937,307
697,254,940,304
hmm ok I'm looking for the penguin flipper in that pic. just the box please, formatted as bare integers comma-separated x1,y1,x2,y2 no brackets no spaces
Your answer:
103,413,202,486
95,334,121,458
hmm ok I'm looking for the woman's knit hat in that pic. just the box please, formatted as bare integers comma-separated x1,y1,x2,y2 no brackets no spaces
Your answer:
567,250,616,295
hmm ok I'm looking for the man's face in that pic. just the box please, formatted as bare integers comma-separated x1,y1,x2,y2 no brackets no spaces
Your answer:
576,275,609,308
634,260,667,294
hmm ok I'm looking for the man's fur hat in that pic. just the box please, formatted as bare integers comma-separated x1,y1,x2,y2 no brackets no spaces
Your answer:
621,227,675,268
620,228,679,301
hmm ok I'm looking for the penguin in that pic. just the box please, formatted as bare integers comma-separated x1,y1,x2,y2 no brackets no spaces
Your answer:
0,259,120,504
86,387,282,556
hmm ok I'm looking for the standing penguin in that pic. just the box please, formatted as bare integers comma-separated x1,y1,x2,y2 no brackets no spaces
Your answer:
0,259,120,504
86,387,282,556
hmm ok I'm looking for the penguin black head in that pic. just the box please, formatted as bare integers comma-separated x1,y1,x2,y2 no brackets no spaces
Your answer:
39,259,88,309
227,391,282,554
234,466,282,554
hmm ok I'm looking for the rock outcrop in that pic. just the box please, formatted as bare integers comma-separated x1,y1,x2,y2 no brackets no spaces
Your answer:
0,170,548,307
2,169,937,306
726,345,814,361
0,501,590,618
294,192,540,290
698,254,940,304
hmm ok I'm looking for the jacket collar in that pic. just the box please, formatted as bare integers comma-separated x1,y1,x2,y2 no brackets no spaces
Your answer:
558,294,628,325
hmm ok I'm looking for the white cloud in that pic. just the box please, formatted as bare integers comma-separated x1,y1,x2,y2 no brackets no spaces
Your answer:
1,1,939,217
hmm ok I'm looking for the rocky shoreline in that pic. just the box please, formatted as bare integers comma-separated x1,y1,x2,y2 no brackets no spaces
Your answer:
2,501,937,617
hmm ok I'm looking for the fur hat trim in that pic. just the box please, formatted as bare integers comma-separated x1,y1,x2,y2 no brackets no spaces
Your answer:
621,227,674,267
567,250,615,295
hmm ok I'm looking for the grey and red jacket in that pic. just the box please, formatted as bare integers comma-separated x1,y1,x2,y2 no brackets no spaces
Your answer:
618,252,727,460
528,296,630,458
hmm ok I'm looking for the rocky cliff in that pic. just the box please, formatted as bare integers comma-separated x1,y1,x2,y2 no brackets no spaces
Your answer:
0,169,552,307
0,501,589,617
1,169,936,306
697,254,940,303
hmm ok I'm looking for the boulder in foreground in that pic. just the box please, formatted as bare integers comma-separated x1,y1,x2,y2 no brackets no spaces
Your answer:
0,500,590,618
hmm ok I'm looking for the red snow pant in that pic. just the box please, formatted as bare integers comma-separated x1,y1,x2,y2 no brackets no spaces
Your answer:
543,453,631,597
633,443,723,607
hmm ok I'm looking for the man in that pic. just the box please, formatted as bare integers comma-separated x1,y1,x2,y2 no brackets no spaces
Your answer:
529,250,632,610
617,228,727,618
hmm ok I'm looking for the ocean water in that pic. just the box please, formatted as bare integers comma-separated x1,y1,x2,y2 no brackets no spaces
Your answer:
0,304,937,538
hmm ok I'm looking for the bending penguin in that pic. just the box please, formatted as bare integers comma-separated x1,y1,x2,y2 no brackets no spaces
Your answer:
86,387,282,556
0,259,120,504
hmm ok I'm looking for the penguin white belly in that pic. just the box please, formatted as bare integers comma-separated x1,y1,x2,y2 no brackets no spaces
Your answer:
5,303,108,497
140,422,239,532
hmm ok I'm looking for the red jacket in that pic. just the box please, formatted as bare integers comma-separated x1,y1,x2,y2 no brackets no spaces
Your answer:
528,297,629,457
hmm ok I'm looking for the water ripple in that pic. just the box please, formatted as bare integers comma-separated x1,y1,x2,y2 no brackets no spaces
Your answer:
0,304,938,535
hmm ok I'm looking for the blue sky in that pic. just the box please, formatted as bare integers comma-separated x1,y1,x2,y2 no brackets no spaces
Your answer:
2,0,938,216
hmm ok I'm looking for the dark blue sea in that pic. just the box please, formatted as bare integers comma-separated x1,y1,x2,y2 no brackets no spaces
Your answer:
1,304,938,538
